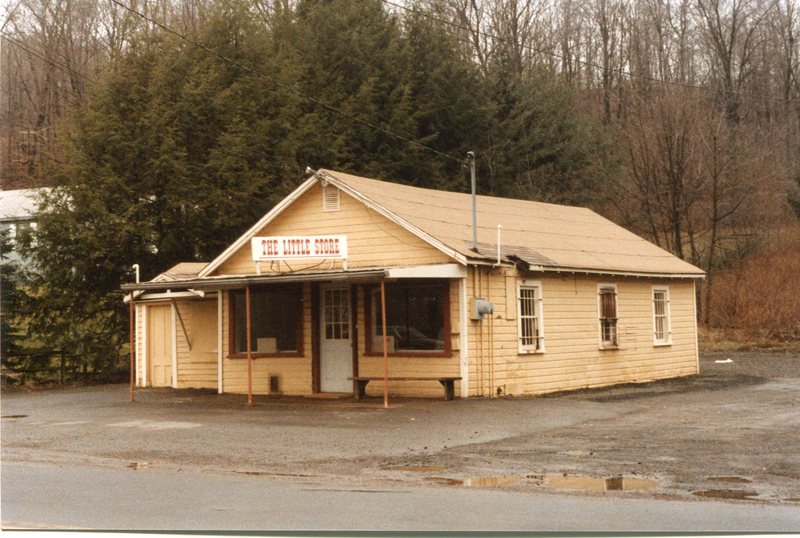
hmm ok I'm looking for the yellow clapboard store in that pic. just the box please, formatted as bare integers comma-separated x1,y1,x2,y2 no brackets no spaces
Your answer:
122,169,705,401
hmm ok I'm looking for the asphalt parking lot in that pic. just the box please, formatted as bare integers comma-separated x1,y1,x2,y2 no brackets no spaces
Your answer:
2,351,799,505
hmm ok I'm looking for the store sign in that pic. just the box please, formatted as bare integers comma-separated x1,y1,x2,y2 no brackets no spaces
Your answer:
251,235,348,261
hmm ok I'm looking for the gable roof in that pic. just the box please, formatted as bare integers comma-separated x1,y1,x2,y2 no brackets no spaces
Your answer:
0,188,50,222
153,262,209,282
201,168,704,279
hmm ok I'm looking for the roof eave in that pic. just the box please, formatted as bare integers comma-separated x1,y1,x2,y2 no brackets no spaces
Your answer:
525,265,706,279
197,174,320,278
121,268,391,293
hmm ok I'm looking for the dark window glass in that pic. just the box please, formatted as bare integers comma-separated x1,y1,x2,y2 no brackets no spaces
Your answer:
599,286,618,347
232,286,301,353
371,283,446,352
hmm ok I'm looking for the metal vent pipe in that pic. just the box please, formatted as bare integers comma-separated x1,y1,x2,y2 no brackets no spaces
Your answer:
467,151,477,251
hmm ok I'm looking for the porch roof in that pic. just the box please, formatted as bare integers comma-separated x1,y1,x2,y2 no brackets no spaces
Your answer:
121,267,391,293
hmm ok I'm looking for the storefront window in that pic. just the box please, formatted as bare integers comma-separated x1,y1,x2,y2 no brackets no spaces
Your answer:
231,285,302,354
368,282,448,354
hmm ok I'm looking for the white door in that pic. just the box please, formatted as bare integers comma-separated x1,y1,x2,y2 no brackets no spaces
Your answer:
320,285,353,392
147,305,172,387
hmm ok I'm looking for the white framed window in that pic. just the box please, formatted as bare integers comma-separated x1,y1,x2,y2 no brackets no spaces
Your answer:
597,284,618,349
652,286,672,346
517,279,544,353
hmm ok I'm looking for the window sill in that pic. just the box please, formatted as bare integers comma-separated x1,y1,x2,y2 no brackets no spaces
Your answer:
653,341,673,347
228,352,304,359
598,345,619,351
364,352,452,358
518,349,545,355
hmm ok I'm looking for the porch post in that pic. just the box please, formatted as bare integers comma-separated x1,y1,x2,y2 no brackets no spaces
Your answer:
129,293,135,403
246,285,253,406
217,291,223,394
380,279,389,408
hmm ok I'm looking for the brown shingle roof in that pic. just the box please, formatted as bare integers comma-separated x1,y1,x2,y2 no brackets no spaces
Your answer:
322,169,704,277
153,262,209,282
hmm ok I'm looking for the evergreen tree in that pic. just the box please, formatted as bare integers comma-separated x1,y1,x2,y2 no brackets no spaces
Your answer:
20,0,603,372
1,230,24,363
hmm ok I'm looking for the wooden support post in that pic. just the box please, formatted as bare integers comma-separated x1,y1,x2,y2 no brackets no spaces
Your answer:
246,285,253,406
381,279,389,409
129,294,135,403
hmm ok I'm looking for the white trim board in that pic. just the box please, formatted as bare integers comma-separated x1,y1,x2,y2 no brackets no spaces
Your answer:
386,264,466,279
320,170,468,266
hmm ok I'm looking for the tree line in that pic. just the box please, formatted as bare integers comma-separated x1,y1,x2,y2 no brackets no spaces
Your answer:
1,0,798,376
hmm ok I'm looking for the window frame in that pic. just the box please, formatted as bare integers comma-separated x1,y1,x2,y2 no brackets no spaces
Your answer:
517,279,545,354
652,285,672,346
227,284,304,359
364,280,452,358
597,283,619,350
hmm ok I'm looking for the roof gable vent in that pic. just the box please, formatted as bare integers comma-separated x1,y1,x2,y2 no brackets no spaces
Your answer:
323,184,340,212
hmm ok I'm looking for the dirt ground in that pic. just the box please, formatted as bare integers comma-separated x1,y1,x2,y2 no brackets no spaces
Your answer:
2,351,799,506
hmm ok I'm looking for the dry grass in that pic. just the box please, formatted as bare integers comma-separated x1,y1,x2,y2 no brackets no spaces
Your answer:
706,241,800,347
699,326,800,352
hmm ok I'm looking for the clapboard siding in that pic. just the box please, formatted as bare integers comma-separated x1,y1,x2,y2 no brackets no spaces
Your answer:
356,281,463,398
219,284,314,395
483,272,698,396
215,183,449,276
135,303,145,386
174,299,218,389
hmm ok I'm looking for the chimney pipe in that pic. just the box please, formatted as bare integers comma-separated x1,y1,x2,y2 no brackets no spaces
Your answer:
467,151,477,252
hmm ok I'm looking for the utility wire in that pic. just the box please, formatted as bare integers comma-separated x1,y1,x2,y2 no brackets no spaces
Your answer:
381,0,800,105
107,0,464,164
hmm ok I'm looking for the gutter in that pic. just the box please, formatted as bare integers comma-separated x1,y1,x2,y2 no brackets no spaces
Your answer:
121,268,390,293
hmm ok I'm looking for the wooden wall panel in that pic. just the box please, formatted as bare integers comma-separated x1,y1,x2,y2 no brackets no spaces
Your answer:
215,183,449,276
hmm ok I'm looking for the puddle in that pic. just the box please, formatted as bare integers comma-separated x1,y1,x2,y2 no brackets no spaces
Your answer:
425,477,464,486
127,461,152,470
464,476,519,487
707,476,752,484
425,476,519,487
1,415,28,419
235,471,314,477
385,465,447,472
426,473,657,491
693,489,759,500
530,474,657,492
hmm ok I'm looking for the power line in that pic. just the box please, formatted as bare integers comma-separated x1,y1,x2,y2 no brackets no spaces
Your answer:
107,0,464,165
381,0,800,105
